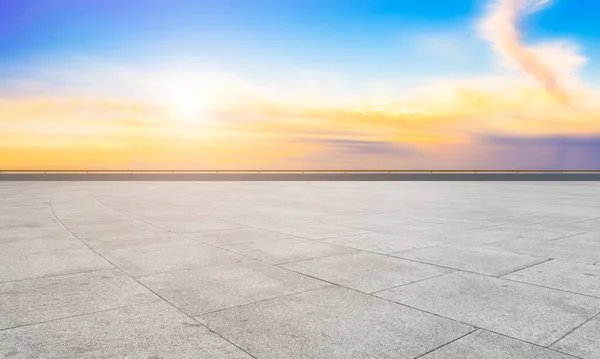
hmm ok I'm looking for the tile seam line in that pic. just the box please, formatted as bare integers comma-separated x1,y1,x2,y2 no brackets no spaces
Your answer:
478,242,600,265
578,216,600,223
413,328,480,358
492,258,554,278
85,240,226,254
0,267,116,285
219,236,362,253
132,259,257,280
96,237,250,255
318,243,540,280
312,224,506,245
546,231,588,242
197,285,334,317
464,232,582,248
500,273,600,299
54,190,261,359
0,300,163,333
546,310,600,349
272,250,395,267
427,242,552,260
189,236,297,247
368,271,455,295
261,252,360,266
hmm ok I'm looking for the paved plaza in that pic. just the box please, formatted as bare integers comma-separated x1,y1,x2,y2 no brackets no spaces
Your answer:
1,181,600,358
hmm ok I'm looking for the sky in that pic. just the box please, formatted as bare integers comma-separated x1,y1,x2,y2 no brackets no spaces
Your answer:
1,0,599,169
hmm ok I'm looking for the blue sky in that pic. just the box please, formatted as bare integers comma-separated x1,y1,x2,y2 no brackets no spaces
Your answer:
1,0,598,83
0,1,577,78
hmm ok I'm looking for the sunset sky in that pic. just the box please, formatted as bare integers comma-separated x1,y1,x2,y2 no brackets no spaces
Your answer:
1,0,599,169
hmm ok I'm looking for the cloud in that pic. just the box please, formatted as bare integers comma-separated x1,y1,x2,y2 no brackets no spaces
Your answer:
480,134,600,169
478,0,587,105
296,137,418,156
485,135,600,148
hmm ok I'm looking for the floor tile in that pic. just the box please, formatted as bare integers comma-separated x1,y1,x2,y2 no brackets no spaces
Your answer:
223,239,357,264
421,330,577,358
473,224,584,241
150,218,241,233
551,316,600,359
0,269,157,329
1,236,87,255
103,243,246,277
377,272,600,346
199,286,474,359
86,231,195,253
503,260,600,297
187,227,298,246
282,252,450,293
0,225,73,241
64,221,159,240
394,244,547,276
0,301,253,359
323,232,442,254
557,231,600,247
485,238,600,264
139,260,329,315
0,248,113,283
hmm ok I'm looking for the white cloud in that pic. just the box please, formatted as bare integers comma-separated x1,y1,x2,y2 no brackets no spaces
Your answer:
478,0,587,104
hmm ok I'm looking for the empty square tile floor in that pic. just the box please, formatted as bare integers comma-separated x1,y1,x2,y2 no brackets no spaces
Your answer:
3,181,600,358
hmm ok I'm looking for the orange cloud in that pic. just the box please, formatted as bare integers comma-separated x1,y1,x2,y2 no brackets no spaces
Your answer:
2,80,600,170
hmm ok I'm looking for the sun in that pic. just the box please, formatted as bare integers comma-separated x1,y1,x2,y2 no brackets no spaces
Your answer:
170,92,206,122
162,78,211,123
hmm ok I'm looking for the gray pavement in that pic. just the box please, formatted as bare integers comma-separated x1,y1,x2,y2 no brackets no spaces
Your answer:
1,181,600,358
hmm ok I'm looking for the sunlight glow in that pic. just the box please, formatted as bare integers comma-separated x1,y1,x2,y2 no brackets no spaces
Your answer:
161,72,212,123
170,91,206,122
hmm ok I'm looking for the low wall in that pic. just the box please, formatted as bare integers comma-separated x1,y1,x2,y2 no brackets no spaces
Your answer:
2,172,600,181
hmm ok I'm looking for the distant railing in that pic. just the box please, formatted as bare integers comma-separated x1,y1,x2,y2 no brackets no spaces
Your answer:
1,170,599,174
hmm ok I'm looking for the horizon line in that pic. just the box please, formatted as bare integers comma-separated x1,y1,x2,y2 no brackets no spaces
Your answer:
2,170,600,173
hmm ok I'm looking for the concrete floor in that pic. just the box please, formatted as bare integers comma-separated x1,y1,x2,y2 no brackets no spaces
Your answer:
1,181,600,359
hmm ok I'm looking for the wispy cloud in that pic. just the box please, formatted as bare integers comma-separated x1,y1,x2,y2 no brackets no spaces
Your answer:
478,0,587,105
